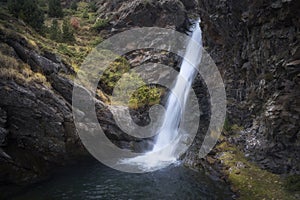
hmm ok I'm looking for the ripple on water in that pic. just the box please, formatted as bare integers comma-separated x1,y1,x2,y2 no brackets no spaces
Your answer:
12,161,233,200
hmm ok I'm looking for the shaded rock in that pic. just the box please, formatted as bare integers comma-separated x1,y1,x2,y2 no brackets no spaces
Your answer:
49,74,74,104
96,0,195,31
183,0,300,175
0,128,7,146
0,101,8,147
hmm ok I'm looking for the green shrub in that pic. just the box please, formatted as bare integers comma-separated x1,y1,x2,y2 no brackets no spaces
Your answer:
57,44,88,64
70,1,78,11
90,37,104,47
57,44,77,58
99,57,162,108
82,9,89,19
284,175,300,192
92,18,109,31
99,57,130,94
112,72,162,109
48,0,63,18
129,85,162,108
62,19,75,43
49,19,62,42
223,117,231,132
8,0,45,31
88,1,97,12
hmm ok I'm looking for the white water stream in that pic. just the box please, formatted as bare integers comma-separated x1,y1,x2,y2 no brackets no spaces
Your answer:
121,20,203,171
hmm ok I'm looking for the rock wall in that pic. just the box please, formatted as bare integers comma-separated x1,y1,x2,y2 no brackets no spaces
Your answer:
0,0,200,187
0,31,85,186
1,0,299,191
96,0,190,29
197,0,300,174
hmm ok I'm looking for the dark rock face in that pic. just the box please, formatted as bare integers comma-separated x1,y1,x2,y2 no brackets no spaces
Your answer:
0,80,77,183
0,47,85,186
96,0,197,31
197,0,300,174
0,0,190,187
0,0,298,192
0,108,8,146
0,28,88,186
0,37,146,185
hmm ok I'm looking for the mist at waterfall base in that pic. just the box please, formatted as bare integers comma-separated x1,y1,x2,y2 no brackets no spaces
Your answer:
120,20,203,171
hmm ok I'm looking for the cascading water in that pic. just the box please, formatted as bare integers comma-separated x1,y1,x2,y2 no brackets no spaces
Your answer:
153,20,202,152
121,19,203,171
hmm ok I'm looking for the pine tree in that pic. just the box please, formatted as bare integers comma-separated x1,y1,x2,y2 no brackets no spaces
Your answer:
8,0,44,31
49,19,62,42
88,1,97,12
82,9,89,19
70,1,78,11
48,0,63,18
62,19,75,43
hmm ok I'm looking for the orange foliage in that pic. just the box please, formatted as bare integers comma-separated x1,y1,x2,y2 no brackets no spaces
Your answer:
70,17,80,30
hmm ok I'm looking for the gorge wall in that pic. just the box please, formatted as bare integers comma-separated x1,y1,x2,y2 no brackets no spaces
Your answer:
196,0,299,174
0,0,197,187
0,0,299,192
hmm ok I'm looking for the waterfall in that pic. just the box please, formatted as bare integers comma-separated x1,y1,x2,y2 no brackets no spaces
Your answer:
120,19,203,171
153,19,202,151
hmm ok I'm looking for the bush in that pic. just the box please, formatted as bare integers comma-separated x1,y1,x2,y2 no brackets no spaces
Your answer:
113,73,162,109
284,175,300,192
82,9,89,19
88,1,97,12
92,18,109,31
8,0,45,31
99,57,130,94
89,37,103,47
129,85,162,108
49,19,62,42
57,44,74,57
48,0,63,18
70,17,80,30
99,57,162,108
0,52,19,69
70,1,78,11
62,19,75,43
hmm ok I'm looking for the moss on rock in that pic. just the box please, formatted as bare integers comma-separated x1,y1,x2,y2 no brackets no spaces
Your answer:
216,141,299,200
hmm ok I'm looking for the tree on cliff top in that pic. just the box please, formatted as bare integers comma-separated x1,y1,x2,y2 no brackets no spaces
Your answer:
48,0,63,18
62,19,75,43
8,0,44,31
49,19,62,42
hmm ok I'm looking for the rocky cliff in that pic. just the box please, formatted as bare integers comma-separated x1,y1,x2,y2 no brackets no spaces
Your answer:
0,0,299,197
0,0,199,189
0,18,85,187
196,0,299,175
